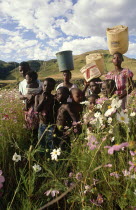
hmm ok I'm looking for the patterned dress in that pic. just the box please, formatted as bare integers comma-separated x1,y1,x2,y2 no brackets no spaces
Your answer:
105,68,133,109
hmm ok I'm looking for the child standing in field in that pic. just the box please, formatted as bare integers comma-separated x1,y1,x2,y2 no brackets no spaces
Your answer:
55,87,78,149
56,87,77,130
24,71,42,130
105,52,133,109
56,70,77,102
70,88,83,122
34,78,59,149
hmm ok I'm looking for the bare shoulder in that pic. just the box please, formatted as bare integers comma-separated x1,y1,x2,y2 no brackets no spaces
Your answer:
35,93,42,101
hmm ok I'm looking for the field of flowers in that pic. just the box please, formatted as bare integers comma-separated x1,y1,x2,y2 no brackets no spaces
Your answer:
0,87,136,210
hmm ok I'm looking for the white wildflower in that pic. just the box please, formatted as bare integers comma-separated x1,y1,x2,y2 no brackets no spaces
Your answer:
134,189,136,196
130,112,136,117
111,98,122,109
12,152,21,162
109,129,113,134
94,112,101,119
111,137,115,142
104,107,116,117
116,111,129,124
50,148,61,161
99,116,104,125
32,164,41,172
108,117,112,124
80,101,90,105
130,174,136,179
96,104,102,109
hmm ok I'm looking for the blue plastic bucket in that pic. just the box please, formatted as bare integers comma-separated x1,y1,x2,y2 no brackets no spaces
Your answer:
56,50,74,72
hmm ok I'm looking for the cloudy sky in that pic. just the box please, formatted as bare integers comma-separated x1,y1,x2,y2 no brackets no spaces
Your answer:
0,0,136,62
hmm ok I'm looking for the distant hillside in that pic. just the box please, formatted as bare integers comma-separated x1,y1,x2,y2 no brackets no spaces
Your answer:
1,50,136,80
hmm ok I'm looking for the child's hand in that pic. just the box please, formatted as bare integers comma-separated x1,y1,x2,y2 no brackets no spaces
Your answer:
26,94,33,101
41,92,48,101
84,80,90,87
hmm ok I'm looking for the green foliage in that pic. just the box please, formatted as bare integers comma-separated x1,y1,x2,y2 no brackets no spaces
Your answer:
1,50,136,81
0,88,136,209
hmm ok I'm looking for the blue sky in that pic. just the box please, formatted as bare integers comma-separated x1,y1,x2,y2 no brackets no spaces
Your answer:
0,0,136,62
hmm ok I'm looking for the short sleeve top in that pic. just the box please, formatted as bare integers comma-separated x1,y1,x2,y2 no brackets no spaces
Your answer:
105,68,133,95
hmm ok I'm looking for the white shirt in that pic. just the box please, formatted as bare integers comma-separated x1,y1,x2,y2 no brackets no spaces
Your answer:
19,79,42,95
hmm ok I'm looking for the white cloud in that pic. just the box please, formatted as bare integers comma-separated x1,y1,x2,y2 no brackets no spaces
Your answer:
59,36,107,55
1,0,136,61
59,0,136,37
125,42,136,58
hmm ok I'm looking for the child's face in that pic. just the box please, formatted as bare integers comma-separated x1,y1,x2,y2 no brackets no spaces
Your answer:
71,90,83,103
90,81,100,95
26,75,32,84
57,89,67,103
63,72,71,82
88,96,96,110
112,54,123,66
42,81,54,93
101,83,109,97
19,66,27,77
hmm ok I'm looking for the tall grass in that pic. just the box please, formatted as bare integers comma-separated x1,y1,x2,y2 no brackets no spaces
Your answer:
0,88,136,209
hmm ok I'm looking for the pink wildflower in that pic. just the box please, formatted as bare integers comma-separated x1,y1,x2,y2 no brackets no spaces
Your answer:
110,171,120,179
76,172,82,180
87,136,99,150
0,170,5,190
69,172,74,178
122,170,130,176
90,194,104,206
97,194,104,204
96,97,108,104
105,142,128,155
129,161,136,172
44,189,59,197
130,150,136,156
104,164,112,168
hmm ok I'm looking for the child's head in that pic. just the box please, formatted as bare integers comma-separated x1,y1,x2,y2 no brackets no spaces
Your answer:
56,87,70,103
112,52,124,67
26,71,38,85
89,78,102,95
63,70,72,82
42,78,56,93
19,62,31,78
88,94,99,110
71,88,83,103
101,79,117,97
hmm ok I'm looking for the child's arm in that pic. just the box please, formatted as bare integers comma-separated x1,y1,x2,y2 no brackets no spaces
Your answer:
82,80,90,97
65,104,77,123
119,77,134,99
34,93,47,112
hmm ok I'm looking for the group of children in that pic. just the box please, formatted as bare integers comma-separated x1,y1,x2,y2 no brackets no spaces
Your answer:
19,52,134,150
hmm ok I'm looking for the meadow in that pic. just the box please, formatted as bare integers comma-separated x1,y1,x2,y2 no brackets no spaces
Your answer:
0,85,136,210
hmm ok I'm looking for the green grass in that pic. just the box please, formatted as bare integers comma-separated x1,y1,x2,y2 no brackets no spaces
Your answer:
1,50,136,81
